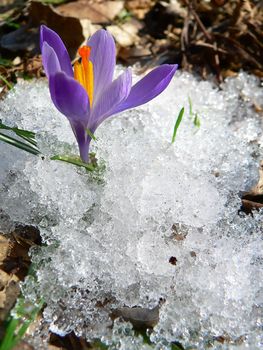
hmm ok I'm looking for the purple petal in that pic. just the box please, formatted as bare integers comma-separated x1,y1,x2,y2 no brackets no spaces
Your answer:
42,42,61,79
49,71,90,123
40,25,73,78
90,69,132,129
87,29,116,101
114,64,178,114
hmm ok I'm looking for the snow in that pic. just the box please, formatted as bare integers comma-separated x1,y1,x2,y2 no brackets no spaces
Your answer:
0,70,262,349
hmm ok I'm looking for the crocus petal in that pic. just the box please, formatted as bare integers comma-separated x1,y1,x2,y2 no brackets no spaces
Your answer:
42,42,61,79
40,25,73,78
90,69,132,129
114,64,178,114
87,29,116,101
49,71,90,123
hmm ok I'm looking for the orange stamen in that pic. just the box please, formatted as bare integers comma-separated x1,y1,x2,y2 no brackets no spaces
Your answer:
74,46,94,106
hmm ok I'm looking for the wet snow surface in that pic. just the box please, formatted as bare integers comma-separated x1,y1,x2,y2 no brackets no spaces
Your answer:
0,71,263,349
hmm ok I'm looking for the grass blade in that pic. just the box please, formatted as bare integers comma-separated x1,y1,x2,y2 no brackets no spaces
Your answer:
0,318,19,350
0,132,40,155
0,122,36,140
0,299,44,350
194,113,201,128
188,96,193,119
0,74,13,90
172,107,184,143
19,134,38,146
51,155,95,171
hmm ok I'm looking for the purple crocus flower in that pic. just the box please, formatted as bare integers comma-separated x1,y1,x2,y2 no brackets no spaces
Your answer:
40,25,178,163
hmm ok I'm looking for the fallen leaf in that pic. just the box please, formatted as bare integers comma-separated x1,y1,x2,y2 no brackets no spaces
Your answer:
79,19,101,41
0,25,39,52
107,21,140,47
126,0,155,20
0,235,10,262
0,225,42,321
111,305,159,330
241,161,263,214
0,274,20,320
57,0,124,23
13,341,34,350
29,1,84,58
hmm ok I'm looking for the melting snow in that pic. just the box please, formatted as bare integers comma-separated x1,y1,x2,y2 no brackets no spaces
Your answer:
0,71,262,349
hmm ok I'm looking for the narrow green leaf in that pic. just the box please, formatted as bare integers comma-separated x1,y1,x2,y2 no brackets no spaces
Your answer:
13,300,44,346
4,20,20,29
12,320,31,348
0,132,40,155
19,135,38,146
51,155,95,171
188,96,193,119
0,121,36,140
0,74,13,90
0,299,44,350
0,58,12,67
172,107,184,143
86,128,97,141
0,318,19,350
194,113,201,128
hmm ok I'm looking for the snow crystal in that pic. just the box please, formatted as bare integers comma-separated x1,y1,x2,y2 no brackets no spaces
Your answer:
0,71,262,349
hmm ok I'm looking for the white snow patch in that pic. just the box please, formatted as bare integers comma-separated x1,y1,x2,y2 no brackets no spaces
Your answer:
0,71,262,349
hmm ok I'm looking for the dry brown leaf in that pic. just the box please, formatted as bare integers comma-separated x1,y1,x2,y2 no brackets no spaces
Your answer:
0,270,10,293
13,341,34,350
29,0,84,58
0,0,24,23
0,274,20,321
107,21,140,47
0,235,10,262
79,19,101,41
241,161,263,214
57,0,124,23
111,305,159,330
250,161,263,195
126,0,155,19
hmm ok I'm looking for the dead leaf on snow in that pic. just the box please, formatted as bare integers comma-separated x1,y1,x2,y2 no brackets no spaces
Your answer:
241,161,263,214
49,331,91,350
111,305,159,330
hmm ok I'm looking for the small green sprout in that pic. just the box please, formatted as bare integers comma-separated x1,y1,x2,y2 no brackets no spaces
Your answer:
188,96,193,119
172,107,184,143
194,113,201,128
188,96,201,130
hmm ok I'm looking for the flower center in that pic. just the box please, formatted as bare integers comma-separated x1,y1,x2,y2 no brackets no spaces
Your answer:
74,46,94,107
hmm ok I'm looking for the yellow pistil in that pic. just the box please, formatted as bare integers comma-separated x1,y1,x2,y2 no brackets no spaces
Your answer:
74,46,94,106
